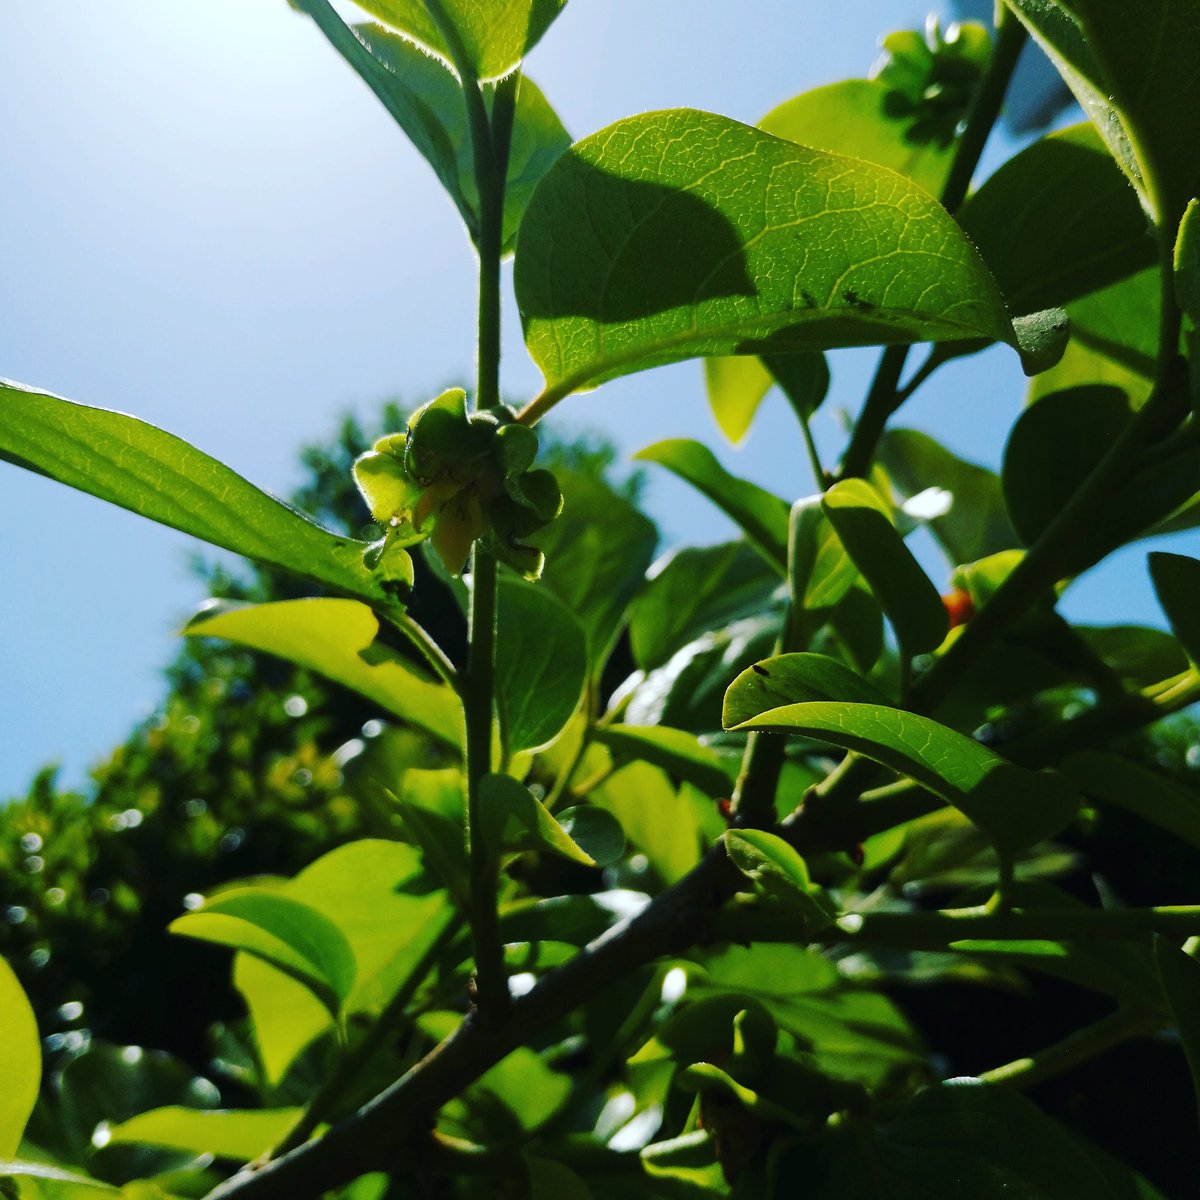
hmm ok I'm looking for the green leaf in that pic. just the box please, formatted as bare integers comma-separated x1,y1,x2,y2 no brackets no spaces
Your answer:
184,599,463,748
822,479,948,655
480,773,594,865
0,1163,118,1197
735,702,1079,853
348,0,566,81
1010,0,1200,228
789,496,858,613
0,381,409,607
1175,198,1200,322
760,78,955,197
1063,752,1200,851
958,122,1155,314
878,429,1018,566
106,1108,303,1162
555,807,626,868
298,9,569,254
516,109,1019,408
391,769,470,906
170,891,356,1012
634,440,790,572
593,726,734,798
233,955,331,1090
495,576,588,753
703,352,828,446
527,1157,592,1200
628,540,780,672
0,957,39,1157
1154,936,1200,1129
1149,552,1200,664
774,1077,1168,1197
1068,268,1160,381
722,652,890,729
532,470,657,670
724,830,837,928
1003,386,1200,573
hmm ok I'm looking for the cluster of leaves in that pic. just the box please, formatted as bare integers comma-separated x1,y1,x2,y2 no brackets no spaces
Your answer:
4,2,1200,1200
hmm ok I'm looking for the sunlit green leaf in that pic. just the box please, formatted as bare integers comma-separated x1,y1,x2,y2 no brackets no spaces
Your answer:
735,701,1079,852
495,576,588,753
723,652,890,729
635,440,790,572
480,773,594,865
297,7,569,253
0,1162,118,1196
0,956,39,1157
185,599,462,748
0,381,408,607
760,78,955,196
349,0,566,80
106,1108,303,1162
959,122,1155,314
822,479,948,654
724,830,837,928
703,352,828,446
170,891,356,1012
517,110,1018,409
789,496,858,615
555,806,625,868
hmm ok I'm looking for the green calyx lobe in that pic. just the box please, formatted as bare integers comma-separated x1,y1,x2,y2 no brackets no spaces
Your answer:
352,388,562,579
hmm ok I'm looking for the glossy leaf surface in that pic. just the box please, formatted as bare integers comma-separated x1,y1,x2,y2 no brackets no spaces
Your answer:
736,701,1078,852
635,440,790,571
516,109,1017,407
299,8,569,253
593,726,733,798
479,774,594,865
0,956,39,1156
722,652,890,729
725,830,837,928
184,599,462,747
0,381,407,606
822,479,948,654
350,0,565,80
494,575,588,753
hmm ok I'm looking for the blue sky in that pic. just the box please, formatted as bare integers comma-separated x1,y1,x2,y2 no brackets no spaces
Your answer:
0,1,1188,797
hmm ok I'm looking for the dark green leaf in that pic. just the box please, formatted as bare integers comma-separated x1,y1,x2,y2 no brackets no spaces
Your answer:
959,122,1155,314
1149,552,1200,664
495,576,588,753
1175,198,1200,322
300,10,569,254
593,726,734,798
0,381,409,606
722,652,890,729
533,470,657,670
628,541,780,671
480,773,594,865
0,957,39,1157
170,891,356,1011
184,599,462,748
555,806,626,868
516,109,1018,407
822,479,948,655
635,440,790,572
879,429,1018,565
736,701,1079,852
1069,269,1159,380
349,0,566,81
1003,386,1200,572
1154,936,1200,1128
724,830,837,928
1063,752,1200,852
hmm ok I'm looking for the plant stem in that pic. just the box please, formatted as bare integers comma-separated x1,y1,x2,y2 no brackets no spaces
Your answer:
977,1008,1157,1090
387,611,459,689
837,13,1027,480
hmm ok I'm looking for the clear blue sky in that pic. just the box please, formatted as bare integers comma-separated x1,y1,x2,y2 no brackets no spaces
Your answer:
0,1,1189,798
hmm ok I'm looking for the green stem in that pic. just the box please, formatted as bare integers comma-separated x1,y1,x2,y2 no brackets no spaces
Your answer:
837,13,1028,480
387,612,459,689
977,1008,1157,1090
796,406,828,488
